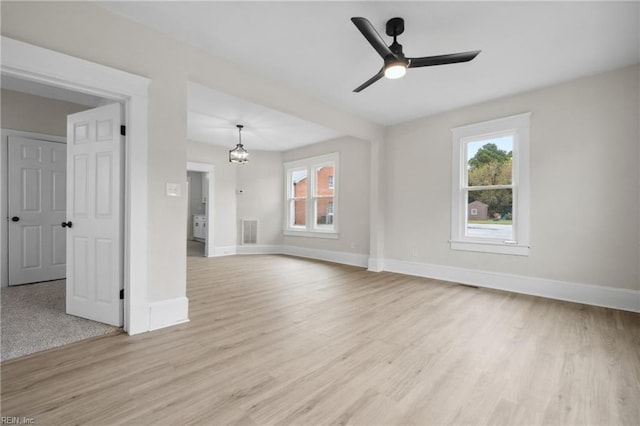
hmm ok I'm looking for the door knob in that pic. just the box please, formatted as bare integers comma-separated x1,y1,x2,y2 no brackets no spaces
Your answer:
11,216,19,222
61,221,73,228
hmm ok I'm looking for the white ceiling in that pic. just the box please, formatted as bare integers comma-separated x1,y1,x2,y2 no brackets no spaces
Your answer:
5,2,637,152
101,1,639,129
188,83,342,151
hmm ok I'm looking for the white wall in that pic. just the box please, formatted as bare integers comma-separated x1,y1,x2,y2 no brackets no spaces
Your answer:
384,64,639,292
187,141,284,252
282,137,371,256
236,150,283,247
187,137,371,259
1,89,88,136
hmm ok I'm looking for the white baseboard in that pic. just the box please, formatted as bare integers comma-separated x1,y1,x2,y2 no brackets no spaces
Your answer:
367,257,384,272
281,245,369,268
212,246,237,257
148,296,190,331
126,302,151,335
236,245,281,255
212,244,368,269
384,259,640,313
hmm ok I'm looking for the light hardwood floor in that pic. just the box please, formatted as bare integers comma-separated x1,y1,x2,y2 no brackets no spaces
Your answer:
2,254,639,425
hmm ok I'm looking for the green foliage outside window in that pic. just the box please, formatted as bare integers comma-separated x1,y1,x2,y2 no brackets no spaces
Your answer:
468,143,513,220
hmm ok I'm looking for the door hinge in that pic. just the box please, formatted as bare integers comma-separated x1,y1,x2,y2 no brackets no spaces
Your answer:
119,289,124,300
120,125,126,136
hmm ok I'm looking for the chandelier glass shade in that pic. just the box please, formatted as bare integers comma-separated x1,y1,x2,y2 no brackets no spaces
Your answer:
229,124,249,164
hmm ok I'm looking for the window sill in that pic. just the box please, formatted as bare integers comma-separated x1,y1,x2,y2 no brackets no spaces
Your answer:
450,240,529,256
284,229,339,239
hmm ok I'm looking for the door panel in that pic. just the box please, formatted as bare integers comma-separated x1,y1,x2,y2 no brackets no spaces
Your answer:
72,236,89,299
73,155,89,216
8,136,67,285
23,226,41,267
52,170,66,211
66,103,124,326
96,152,113,216
22,169,41,211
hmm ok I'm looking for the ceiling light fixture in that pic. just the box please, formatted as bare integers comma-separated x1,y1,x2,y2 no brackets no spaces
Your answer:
384,58,407,79
229,124,249,164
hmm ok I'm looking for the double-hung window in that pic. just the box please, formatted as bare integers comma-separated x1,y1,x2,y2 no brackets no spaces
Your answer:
284,152,338,238
450,113,531,256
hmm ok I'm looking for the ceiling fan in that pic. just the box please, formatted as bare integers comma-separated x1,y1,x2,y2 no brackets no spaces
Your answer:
351,17,481,92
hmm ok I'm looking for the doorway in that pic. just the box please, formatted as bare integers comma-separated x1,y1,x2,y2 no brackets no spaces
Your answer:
187,171,206,257
0,81,125,359
186,162,214,257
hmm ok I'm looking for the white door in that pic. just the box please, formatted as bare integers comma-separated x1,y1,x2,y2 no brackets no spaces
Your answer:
66,103,124,326
8,136,67,285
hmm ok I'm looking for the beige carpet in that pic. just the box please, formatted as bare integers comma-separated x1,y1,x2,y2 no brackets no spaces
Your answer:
1,280,119,361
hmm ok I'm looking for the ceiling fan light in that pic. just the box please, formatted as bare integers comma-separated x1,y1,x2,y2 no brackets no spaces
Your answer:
384,62,407,79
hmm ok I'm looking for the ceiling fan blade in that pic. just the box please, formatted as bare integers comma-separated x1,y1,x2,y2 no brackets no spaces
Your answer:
353,69,385,93
408,50,481,68
351,17,395,59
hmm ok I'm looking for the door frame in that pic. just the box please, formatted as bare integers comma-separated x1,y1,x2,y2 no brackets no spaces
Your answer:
186,162,215,257
1,36,150,334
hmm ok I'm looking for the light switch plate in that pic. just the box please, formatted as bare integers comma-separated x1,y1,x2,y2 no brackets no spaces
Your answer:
166,182,181,197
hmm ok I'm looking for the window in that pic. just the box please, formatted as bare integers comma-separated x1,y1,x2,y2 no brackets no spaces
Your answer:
450,113,530,256
284,153,338,238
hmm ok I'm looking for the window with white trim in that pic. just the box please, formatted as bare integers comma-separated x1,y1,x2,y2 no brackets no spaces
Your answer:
284,153,338,238
451,113,531,256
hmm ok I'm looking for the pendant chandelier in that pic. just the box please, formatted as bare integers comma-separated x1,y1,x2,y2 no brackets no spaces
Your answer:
229,124,249,164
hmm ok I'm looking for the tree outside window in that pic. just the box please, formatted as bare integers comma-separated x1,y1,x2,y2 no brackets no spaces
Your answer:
466,139,513,240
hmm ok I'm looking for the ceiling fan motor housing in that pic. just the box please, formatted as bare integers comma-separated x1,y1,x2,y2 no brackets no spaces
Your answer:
386,18,406,61
386,17,405,37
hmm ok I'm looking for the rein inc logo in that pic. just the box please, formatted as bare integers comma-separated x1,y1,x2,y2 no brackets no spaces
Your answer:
1,418,34,425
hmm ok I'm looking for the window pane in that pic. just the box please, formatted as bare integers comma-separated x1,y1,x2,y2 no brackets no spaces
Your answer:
467,136,513,186
315,165,334,196
466,188,513,239
289,169,307,227
316,197,334,225
291,199,306,226
291,169,307,197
